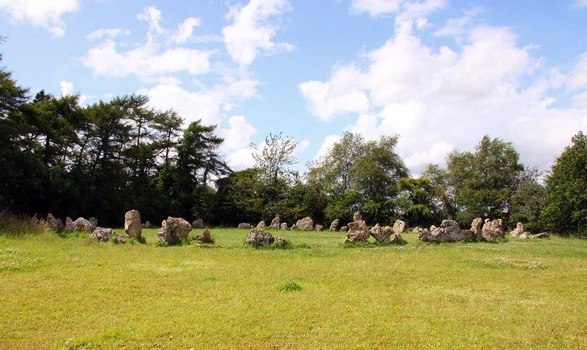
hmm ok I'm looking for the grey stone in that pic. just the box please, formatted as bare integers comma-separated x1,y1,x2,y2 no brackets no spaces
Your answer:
192,219,204,229
392,220,407,234
124,210,142,239
482,219,505,240
270,216,281,229
157,217,192,243
72,217,93,233
346,220,370,243
329,219,340,231
196,229,214,244
295,217,314,231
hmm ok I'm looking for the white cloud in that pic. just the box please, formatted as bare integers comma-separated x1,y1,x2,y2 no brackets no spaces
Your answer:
350,0,403,16
572,0,587,8
303,7,587,174
218,115,258,170
314,134,343,161
86,28,130,41
567,53,587,91
82,39,211,80
142,78,258,127
0,0,79,37
299,64,369,120
295,139,311,154
82,6,211,81
60,80,74,96
173,17,201,44
222,0,293,66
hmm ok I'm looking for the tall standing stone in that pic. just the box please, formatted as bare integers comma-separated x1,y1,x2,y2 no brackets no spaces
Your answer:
329,219,340,231
392,220,407,233
270,216,280,229
64,217,74,232
124,209,142,239
158,217,192,244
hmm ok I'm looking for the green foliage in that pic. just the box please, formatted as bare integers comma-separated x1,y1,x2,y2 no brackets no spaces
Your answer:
543,132,587,235
277,280,302,293
442,136,524,226
308,132,408,225
509,168,546,232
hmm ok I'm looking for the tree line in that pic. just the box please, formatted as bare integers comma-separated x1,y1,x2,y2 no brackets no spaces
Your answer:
1,49,585,234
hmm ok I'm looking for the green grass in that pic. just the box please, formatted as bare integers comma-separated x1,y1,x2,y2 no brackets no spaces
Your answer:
0,228,586,349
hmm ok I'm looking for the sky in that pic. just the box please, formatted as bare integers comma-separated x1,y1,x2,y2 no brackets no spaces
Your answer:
1,0,587,175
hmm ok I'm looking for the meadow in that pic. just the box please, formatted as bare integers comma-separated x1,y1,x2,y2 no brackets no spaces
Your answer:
0,228,586,349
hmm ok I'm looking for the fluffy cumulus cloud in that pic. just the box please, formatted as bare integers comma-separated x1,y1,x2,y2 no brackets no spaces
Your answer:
143,78,258,127
218,115,258,170
60,80,74,96
222,0,293,66
305,4,587,174
0,0,79,37
350,0,403,16
82,6,210,81
572,0,587,8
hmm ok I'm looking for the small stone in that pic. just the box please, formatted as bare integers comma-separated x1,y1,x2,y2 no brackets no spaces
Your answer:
192,219,204,229
329,219,340,231
196,229,214,244
295,217,314,231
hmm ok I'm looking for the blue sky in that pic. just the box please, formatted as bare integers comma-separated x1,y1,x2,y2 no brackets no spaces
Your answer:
1,0,587,174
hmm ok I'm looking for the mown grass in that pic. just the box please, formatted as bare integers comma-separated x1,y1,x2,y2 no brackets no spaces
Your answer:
0,228,585,349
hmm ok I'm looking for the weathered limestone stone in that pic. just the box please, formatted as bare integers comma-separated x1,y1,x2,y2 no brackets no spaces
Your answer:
280,223,288,230
329,219,340,231
244,228,287,248
532,232,550,239
510,222,527,238
315,224,324,231
90,227,121,242
89,217,98,231
238,223,252,229
144,221,152,228
124,210,142,239
196,229,214,244
157,217,192,243
270,216,281,229
369,223,394,243
353,211,362,222
290,224,298,230
73,217,93,233
340,226,348,232
296,217,314,231
471,217,484,240
64,217,74,232
392,220,407,233
482,219,505,240
46,213,63,232
256,221,266,229
415,227,431,241
421,220,475,243
346,220,370,243
192,219,204,229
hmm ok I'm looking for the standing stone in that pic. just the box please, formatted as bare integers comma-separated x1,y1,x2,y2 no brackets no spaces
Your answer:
192,219,204,229
124,210,142,239
296,217,314,231
353,211,362,222
238,223,252,229
315,224,324,231
392,220,407,233
471,218,484,240
90,227,126,242
280,223,288,230
244,228,287,248
329,219,340,231
64,217,74,232
532,232,550,239
72,217,93,232
346,220,370,243
422,220,475,243
89,217,98,231
510,222,527,238
196,229,214,244
270,216,281,229
482,219,505,240
257,221,266,229
415,227,431,242
370,223,393,243
46,213,63,232
157,217,192,243
340,226,348,232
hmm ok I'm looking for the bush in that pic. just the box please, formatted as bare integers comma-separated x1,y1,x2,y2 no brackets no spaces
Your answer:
0,211,50,236
277,281,302,293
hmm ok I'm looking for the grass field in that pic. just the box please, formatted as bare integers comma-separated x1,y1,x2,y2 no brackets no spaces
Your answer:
0,228,586,349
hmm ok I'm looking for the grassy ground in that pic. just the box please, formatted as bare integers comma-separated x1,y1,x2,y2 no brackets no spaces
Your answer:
0,228,585,349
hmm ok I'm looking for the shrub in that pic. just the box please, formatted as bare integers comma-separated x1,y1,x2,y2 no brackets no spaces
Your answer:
278,281,302,293
0,211,50,236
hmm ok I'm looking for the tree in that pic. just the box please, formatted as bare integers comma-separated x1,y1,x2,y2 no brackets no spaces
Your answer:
542,132,587,235
308,132,408,225
251,132,297,182
446,135,524,225
510,168,546,232
395,177,439,227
